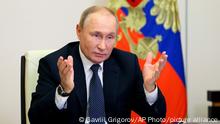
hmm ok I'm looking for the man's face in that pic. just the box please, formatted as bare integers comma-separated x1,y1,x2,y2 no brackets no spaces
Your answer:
76,10,117,64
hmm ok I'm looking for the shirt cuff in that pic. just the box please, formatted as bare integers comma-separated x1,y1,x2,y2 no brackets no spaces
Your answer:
55,86,69,110
144,84,158,106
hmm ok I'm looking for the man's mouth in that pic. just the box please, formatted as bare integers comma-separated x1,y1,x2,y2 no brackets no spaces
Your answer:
94,53,107,57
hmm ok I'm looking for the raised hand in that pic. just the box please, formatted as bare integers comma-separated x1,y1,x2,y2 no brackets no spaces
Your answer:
142,51,168,92
57,55,74,93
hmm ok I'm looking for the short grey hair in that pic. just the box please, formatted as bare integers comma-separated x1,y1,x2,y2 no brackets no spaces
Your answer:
79,6,118,29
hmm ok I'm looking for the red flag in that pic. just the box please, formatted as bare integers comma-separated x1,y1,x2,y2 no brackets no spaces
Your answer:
108,0,187,123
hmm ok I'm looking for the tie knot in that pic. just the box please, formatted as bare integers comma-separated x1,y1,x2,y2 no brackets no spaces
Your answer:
90,64,100,73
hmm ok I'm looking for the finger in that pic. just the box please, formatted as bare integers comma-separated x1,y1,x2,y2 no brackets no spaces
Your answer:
61,59,68,73
155,70,160,80
67,56,74,78
152,60,161,81
58,60,67,75
161,51,168,59
161,51,168,61
161,53,168,66
67,55,73,65
57,56,64,67
158,52,168,71
58,57,68,72
68,56,74,75
154,62,159,72
145,51,153,65
66,65,73,77
158,59,165,72
63,62,73,75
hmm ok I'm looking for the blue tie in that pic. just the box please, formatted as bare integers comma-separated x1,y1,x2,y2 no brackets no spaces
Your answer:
89,64,105,124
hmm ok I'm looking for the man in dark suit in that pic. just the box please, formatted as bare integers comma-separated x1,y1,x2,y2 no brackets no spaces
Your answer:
28,6,167,124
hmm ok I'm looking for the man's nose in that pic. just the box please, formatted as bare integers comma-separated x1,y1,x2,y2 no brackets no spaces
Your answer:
98,40,106,50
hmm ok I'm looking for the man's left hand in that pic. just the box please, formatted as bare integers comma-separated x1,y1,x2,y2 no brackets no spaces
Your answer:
142,51,168,92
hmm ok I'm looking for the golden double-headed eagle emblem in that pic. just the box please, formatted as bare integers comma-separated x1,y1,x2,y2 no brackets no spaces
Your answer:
108,0,180,59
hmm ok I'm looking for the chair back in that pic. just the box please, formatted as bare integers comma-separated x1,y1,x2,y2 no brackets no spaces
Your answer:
21,50,55,124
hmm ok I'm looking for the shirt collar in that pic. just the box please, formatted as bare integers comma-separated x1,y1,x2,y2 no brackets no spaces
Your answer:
79,45,103,72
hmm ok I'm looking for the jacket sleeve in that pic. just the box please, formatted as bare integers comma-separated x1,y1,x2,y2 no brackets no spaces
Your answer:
131,55,166,124
28,57,69,124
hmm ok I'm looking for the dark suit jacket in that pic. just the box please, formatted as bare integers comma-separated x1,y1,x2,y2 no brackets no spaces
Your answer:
28,42,166,124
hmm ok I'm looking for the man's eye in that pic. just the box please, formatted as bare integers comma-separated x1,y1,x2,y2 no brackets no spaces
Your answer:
108,35,115,40
92,33,99,37
108,36,112,39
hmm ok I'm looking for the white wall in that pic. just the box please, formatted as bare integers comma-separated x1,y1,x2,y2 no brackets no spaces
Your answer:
0,0,107,123
0,0,219,123
187,0,220,117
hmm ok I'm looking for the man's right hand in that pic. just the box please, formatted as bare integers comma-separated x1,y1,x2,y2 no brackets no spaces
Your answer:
57,55,74,93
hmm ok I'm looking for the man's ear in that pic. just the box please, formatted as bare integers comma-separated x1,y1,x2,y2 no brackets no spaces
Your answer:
76,24,81,39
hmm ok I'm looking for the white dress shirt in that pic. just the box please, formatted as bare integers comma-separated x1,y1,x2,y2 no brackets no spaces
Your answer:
55,46,158,122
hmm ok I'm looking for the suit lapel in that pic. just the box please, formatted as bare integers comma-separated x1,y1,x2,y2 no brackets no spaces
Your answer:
103,55,120,106
69,44,87,113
